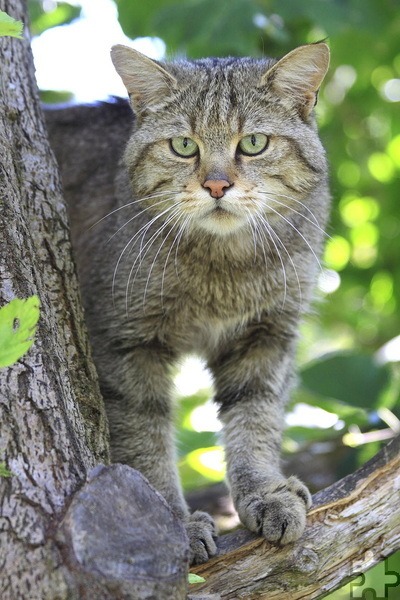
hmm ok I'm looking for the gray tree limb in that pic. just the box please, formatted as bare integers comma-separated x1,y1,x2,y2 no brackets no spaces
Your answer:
189,435,400,599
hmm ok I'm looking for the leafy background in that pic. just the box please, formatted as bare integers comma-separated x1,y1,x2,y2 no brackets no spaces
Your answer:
27,0,400,596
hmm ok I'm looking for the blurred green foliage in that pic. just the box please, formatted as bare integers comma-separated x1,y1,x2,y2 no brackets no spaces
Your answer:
29,1,400,594
28,0,81,36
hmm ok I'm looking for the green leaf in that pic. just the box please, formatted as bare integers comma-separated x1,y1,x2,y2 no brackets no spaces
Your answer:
0,10,23,38
300,352,390,409
0,296,40,368
28,1,82,37
188,573,206,584
293,387,370,428
39,89,74,105
177,429,217,458
116,0,263,58
285,425,339,445
116,0,177,39
0,462,13,478
154,0,262,58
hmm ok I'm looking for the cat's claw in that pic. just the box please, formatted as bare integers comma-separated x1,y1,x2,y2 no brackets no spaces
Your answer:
186,510,217,565
237,475,312,545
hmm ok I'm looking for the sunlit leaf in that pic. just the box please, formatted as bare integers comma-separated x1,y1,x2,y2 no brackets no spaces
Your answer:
188,573,206,584
369,272,393,309
177,429,217,458
339,196,380,228
178,390,212,428
300,352,390,409
180,446,225,489
387,135,400,169
39,89,74,104
294,387,370,427
324,236,351,271
0,463,13,478
0,296,40,368
0,10,23,38
368,152,396,183
28,1,81,36
186,446,225,481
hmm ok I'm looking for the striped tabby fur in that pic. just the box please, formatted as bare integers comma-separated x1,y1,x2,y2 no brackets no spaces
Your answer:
78,43,330,564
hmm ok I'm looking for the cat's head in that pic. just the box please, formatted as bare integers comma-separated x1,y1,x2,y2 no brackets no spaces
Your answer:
111,43,329,238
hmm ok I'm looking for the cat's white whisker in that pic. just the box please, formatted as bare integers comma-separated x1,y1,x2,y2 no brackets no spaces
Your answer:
259,192,330,237
174,215,192,279
248,212,269,272
134,204,182,268
161,215,191,298
244,207,259,262
89,191,178,232
257,212,303,313
108,196,178,244
260,190,322,226
112,213,159,297
263,202,324,275
158,219,182,309
246,200,288,309
124,203,183,313
112,219,153,307
142,210,183,310
255,214,288,309
126,208,182,302
111,201,182,308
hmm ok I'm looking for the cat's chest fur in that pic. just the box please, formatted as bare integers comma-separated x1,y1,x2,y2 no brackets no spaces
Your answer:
178,248,273,315
140,237,284,355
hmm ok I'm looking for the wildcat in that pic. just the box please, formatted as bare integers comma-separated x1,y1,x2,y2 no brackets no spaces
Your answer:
52,42,330,565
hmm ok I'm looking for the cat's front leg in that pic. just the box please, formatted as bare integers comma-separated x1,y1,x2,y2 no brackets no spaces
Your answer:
220,402,312,546
99,342,216,564
210,319,312,545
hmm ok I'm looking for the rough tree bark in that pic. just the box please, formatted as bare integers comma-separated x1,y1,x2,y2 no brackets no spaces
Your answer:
0,0,105,594
1,2,399,600
189,435,400,599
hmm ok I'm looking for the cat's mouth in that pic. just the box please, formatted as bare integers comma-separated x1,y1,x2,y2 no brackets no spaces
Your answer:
207,201,239,217
196,204,247,235
192,196,247,234
212,206,230,216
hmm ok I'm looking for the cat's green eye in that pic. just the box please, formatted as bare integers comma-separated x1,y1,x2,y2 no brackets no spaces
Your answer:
170,137,199,158
238,133,269,156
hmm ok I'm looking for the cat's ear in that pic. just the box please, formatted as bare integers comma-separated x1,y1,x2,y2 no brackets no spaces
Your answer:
261,43,330,119
111,45,177,114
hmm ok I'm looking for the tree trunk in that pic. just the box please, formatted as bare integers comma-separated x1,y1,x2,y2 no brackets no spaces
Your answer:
0,0,107,595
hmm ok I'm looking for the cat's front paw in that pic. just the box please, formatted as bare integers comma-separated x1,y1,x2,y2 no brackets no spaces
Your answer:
237,476,312,545
186,510,217,565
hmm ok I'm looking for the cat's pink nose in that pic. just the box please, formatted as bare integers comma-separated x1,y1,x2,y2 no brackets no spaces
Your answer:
203,179,232,199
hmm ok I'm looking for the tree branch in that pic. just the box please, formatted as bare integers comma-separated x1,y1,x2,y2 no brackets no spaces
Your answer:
189,436,400,599
56,465,189,599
